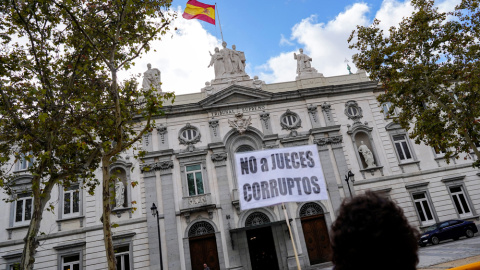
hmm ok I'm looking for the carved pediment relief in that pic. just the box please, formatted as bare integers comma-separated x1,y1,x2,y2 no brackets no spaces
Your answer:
198,85,272,108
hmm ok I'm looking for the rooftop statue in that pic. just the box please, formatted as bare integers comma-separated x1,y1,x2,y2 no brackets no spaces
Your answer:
142,63,162,92
231,44,246,74
208,41,247,80
293,48,321,79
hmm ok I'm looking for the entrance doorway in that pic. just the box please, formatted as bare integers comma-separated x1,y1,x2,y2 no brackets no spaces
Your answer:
246,226,279,270
188,221,220,270
300,203,332,264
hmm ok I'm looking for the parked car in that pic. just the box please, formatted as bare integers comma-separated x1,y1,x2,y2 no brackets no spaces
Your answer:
419,219,478,247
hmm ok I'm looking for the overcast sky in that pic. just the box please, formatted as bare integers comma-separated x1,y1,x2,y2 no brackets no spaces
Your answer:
120,0,460,96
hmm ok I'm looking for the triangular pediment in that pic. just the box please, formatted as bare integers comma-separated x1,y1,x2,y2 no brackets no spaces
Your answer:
198,85,273,108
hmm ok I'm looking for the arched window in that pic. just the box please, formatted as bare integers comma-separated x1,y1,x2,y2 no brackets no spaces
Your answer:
300,203,324,217
188,221,215,237
245,212,270,227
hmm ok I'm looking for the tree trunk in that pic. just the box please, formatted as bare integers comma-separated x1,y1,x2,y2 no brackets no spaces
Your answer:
20,180,54,270
101,156,117,270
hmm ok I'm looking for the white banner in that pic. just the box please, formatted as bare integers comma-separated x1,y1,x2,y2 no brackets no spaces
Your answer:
235,144,328,210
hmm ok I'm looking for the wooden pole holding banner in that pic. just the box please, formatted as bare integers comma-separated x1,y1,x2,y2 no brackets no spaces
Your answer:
282,202,301,270
215,3,224,42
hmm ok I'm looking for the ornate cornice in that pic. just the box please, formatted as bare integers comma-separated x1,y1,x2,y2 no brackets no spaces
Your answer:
313,135,343,146
211,152,228,162
140,161,174,173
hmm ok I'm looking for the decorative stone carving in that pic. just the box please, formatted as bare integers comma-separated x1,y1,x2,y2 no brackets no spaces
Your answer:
157,161,174,170
280,109,302,131
307,104,318,123
358,141,376,168
179,123,201,151
201,82,214,96
188,195,207,206
228,112,252,134
156,124,167,144
211,152,227,162
139,161,174,173
208,118,219,137
313,135,343,146
252,76,263,89
142,63,161,92
344,100,363,124
260,111,270,129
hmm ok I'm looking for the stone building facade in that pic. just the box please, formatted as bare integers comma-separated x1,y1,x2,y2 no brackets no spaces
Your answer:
0,45,479,270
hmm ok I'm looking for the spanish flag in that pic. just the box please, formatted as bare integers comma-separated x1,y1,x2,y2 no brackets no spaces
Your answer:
182,0,215,25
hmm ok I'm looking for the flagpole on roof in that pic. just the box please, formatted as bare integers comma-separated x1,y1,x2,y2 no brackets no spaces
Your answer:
215,3,224,42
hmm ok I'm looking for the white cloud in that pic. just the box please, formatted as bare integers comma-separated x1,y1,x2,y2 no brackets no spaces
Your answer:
259,3,371,82
375,0,414,32
119,7,222,95
279,34,294,46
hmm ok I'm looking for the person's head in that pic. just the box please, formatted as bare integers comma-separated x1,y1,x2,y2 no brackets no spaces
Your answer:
222,41,227,48
299,48,303,53
203,263,207,268
232,44,236,50
147,63,151,69
214,47,219,52
331,191,419,270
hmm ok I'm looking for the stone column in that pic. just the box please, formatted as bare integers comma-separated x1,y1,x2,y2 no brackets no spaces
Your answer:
209,143,241,269
313,137,342,214
142,163,162,270
158,160,181,269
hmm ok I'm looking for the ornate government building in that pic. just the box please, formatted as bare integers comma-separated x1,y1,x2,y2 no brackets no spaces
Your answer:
0,43,479,270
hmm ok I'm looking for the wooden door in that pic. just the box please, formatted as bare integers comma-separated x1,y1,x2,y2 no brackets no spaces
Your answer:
189,234,220,270
301,214,332,264
246,226,279,270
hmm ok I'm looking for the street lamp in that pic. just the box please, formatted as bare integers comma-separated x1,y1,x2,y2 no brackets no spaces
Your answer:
150,203,164,270
344,170,355,197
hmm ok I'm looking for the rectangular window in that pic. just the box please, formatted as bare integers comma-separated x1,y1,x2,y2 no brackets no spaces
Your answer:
62,254,80,270
63,186,80,217
382,102,398,118
393,135,413,161
449,186,472,217
9,263,20,270
115,245,130,270
15,193,32,225
17,154,33,171
186,164,204,196
413,192,435,225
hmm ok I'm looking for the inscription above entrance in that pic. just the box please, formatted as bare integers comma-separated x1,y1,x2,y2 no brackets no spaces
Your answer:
209,105,266,117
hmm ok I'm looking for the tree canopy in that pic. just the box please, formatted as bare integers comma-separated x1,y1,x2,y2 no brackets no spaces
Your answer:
0,0,175,269
349,0,480,166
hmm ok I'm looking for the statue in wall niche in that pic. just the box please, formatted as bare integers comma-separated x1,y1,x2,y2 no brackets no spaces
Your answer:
294,48,313,75
358,141,376,168
115,179,125,208
142,63,162,92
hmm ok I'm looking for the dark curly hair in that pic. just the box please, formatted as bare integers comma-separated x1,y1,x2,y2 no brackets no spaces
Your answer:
331,191,419,270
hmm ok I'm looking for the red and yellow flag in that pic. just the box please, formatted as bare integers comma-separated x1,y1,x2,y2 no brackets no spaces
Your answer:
182,0,215,25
